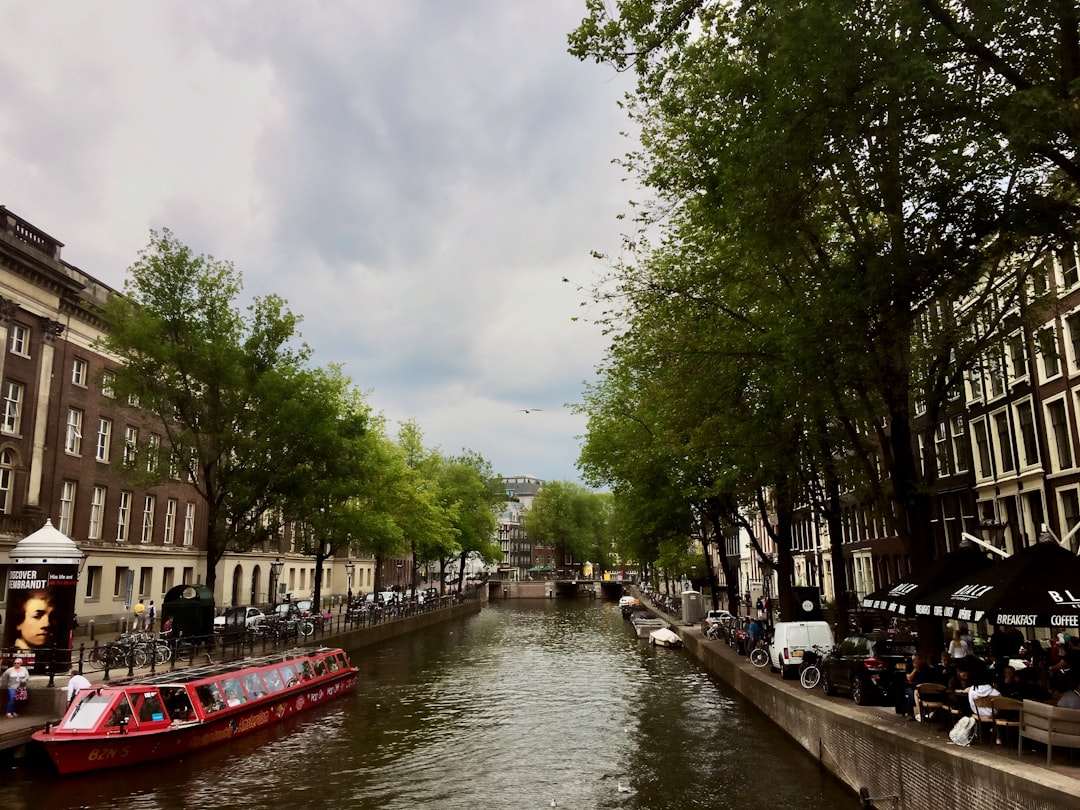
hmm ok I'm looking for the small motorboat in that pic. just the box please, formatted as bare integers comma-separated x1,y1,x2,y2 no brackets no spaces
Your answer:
630,613,667,639
649,627,683,648
619,595,640,617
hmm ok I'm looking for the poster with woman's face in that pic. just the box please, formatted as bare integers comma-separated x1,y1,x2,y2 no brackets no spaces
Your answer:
4,565,78,672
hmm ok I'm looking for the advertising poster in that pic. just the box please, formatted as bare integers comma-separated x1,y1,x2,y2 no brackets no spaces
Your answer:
4,564,78,673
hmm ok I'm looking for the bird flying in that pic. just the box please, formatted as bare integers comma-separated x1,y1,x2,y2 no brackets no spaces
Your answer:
515,408,543,414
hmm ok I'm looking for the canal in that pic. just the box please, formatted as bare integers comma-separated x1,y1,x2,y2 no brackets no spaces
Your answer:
1,598,859,809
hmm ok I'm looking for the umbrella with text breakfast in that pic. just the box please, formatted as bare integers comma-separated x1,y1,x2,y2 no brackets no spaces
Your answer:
914,537,1080,629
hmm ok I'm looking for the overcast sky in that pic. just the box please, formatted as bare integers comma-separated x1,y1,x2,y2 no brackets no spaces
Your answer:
0,1,636,485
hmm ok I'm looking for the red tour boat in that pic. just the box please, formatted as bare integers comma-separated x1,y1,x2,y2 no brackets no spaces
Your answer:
33,646,359,775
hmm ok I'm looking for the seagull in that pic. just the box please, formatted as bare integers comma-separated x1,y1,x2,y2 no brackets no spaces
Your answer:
515,408,543,414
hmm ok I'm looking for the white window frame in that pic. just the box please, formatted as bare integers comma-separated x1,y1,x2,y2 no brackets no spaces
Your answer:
146,434,160,473
96,417,112,462
123,426,138,467
72,357,88,387
102,371,115,399
59,480,76,535
141,494,155,543
164,498,177,544
183,502,195,546
0,448,12,515
89,486,106,540
116,490,131,542
2,381,23,435
65,408,83,455
8,324,29,357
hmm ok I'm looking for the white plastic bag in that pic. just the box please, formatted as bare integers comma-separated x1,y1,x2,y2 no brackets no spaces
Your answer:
949,715,976,746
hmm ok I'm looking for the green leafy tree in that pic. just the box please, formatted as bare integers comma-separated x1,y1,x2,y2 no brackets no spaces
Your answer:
99,229,310,591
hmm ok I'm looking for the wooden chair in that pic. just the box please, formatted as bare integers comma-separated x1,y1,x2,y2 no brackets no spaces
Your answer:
1018,699,1080,765
972,696,995,743
990,696,1023,747
915,682,947,726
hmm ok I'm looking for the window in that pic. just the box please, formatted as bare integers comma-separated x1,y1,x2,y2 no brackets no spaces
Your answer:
1038,327,1060,379
65,408,83,455
139,566,152,597
116,491,132,542
0,449,12,514
84,566,101,600
146,434,160,473
2,381,23,434
141,495,155,543
127,392,140,408
934,422,951,477
1007,332,1027,382
164,498,177,544
59,481,76,535
971,418,993,478
183,502,195,546
1014,400,1040,468
8,324,29,356
96,417,112,462
1033,255,1050,296
1062,490,1080,553
72,358,88,386
89,486,106,540
123,426,138,467
988,347,1005,398
1047,399,1073,471
1060,244,1080,288
113,566,129,598
101,371,115,399
992,410,1016,473
950,416,969,473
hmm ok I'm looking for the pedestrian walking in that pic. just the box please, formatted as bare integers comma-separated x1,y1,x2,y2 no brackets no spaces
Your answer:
147,600,156,631
1,657,29,717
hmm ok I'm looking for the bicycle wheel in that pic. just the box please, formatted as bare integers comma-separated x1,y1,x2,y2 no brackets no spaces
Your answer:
749,647,769,668
800,665,821,689
298,620,315,637
87,645,108,671
153,641,172,665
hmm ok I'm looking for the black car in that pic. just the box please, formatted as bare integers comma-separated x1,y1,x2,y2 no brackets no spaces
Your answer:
819,634,918,705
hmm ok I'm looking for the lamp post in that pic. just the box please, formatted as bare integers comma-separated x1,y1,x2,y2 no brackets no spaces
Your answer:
396,561,403,590
269,558,283,606
345,561,355,602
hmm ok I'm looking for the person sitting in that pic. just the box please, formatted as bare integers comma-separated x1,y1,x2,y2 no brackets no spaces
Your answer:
1057,670,1080,709
904,654,935,720
968,674,1000,723
947,628,971,661
933,651,956,686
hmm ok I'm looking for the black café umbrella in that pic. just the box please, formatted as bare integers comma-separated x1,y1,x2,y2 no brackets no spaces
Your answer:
861,542,995,618
912,538,1080,630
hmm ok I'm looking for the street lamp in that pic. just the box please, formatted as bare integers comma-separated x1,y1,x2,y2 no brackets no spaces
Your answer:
269,558,284,606
396,561,403,589
345,561,355,602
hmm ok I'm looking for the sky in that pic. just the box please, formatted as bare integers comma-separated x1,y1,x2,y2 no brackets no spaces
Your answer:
0,1,636,486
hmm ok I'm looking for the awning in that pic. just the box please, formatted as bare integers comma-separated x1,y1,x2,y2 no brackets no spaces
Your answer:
912,538,1080,628
860,544,994,616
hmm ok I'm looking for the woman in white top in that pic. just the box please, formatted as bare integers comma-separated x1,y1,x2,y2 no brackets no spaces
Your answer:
948,629,970,660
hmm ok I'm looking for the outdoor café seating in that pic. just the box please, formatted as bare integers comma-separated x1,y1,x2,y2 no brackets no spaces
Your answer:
915,682,947,726
1018,699,1080,765
990,696,1022,747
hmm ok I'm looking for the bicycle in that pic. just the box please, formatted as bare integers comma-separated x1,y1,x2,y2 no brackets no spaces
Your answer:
799,645,825,689
748,638,770,668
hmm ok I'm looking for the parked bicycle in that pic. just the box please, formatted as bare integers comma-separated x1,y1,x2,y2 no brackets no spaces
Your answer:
799,645,826,689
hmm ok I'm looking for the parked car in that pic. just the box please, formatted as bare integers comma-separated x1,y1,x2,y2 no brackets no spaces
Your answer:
819,633,918,705
768,620,835,679
213,606,266,632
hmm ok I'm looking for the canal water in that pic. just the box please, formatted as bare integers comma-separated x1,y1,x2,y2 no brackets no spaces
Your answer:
1,599,858,809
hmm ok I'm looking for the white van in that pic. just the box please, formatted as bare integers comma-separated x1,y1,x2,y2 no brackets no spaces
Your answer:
768,620,834,679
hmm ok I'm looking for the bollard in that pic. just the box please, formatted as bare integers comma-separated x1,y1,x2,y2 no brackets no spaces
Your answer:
89,619,95,642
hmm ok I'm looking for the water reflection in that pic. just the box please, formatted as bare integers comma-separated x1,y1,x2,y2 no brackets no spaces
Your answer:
0,598,856,809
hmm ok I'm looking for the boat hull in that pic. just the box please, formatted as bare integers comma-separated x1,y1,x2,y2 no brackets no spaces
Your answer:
34,669,357,775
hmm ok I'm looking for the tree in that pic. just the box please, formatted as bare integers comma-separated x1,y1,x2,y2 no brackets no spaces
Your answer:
570,1,1073,617
99,229,310,592
522,481,607,571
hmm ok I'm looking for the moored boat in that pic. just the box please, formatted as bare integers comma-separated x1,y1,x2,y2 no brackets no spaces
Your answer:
649,627,683,648
32,646,358,775
630,613,667,639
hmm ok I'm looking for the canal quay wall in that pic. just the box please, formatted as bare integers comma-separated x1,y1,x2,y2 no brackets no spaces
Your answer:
673,622,1078,810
